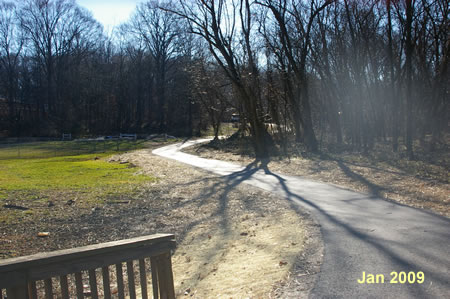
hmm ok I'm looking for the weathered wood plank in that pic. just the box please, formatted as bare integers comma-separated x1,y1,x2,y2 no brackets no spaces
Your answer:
0,233,176,299
115,263,125,299
139,259,148,299
102,266,111,299
60,275,69,299
44,278,53,299
27,281,37,299
150,256,159,299
89,269,99,299
156,253,175,299
75,272,84,299
127,261,136,299
0,234,173,268
0,240,175,288
0,234,174,273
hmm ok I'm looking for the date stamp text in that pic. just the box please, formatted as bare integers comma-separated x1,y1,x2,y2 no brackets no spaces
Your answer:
357,271,425,284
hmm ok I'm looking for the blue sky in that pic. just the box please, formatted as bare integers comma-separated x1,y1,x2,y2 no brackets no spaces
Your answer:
77,0,143,31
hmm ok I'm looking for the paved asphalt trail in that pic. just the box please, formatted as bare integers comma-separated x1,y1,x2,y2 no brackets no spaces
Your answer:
153,139,450,298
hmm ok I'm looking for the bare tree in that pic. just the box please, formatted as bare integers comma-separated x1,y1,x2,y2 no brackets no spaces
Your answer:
166,0,274,158
0,0,446,155
309,4,343,144
189,55,231,141
386,0,400,152
0,1,24,131
415,0,449,150
256,0,334,152
404,0,414,159
18,0,100,127
123,0,181,133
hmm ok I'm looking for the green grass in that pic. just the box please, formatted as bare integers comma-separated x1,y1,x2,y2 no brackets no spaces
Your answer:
0,140,143,160
0,153,151,192
0,141,156,221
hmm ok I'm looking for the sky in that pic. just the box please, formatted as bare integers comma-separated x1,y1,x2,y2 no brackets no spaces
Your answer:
77,0,143,32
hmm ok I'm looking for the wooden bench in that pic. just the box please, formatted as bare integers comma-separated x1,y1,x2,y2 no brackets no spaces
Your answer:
0,234,176,299
120,133,137,140
61,133,72,141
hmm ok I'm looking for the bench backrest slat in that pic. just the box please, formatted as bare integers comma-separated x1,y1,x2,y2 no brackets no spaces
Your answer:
116,263,125,299
139,259,149,299
44,278,52,299
88,269,99,299
101,266,111,298
60,275,69,299
127,261,136,298
74,272,84,298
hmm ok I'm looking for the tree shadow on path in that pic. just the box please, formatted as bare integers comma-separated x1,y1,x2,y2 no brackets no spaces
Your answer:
233,158,449,298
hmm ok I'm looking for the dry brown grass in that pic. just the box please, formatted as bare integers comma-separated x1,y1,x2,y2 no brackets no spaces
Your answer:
119,149,320,298
1,140,321,298
184,138,449,218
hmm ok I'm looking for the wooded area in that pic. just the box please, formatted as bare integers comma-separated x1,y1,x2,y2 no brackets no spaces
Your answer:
0,0,448,158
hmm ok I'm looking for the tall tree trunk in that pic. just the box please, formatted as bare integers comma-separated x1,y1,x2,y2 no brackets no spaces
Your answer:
317,18,342,144
300,78,318,151
405,0,414,159
239,88,272,158
387,0,399,152
157,63,166,133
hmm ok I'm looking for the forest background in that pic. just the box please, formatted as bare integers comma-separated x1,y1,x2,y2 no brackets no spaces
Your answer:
0,0,448,159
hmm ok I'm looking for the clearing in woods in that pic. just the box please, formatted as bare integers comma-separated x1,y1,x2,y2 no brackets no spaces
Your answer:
0,139,320,298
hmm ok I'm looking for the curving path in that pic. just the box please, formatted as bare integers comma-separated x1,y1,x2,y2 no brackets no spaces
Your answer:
153,139,450,298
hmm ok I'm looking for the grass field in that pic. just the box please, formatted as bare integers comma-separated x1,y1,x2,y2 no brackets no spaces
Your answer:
0,139,142,160
0,140,156,224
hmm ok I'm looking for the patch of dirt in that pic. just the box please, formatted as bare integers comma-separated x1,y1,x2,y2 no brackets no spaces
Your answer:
118,149,323,298
0,142,323,298
184,138,449,218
